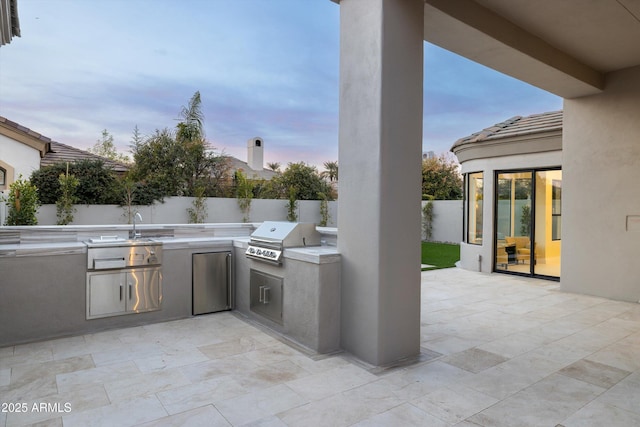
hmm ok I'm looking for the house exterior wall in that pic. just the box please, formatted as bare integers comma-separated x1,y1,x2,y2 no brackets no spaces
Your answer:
562,65,640,302
0,133,41,188
458,151,562,273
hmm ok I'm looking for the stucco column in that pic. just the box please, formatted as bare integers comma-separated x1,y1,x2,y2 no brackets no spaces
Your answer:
337,0,423,366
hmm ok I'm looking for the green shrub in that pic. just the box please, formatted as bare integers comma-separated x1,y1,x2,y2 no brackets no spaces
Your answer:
422,201,434,241
56,169,80,225
4,176,40,225
286,186,298,222
30,160,121,204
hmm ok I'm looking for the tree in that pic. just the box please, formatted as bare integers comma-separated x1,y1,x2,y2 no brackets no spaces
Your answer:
267,162,281,172
321,161,338,182
271,162,334,200
130,128,184,198
56,165,80,225
3,176,40,225
421,154,463,200
130,125,143,148
235,170,254,222
88,129,130,163
187,185,208,224
286,186,298,222
318,192,331,227
130,91,231,200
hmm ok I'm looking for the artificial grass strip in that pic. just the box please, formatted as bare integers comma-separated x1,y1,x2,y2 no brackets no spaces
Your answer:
421,241,460,270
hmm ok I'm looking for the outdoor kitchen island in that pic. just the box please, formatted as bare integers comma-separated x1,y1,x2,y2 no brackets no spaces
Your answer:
0,223,340,355
234,222,341,355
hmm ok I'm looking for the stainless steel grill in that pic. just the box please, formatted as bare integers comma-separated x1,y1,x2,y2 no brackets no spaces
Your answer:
245,221,320,265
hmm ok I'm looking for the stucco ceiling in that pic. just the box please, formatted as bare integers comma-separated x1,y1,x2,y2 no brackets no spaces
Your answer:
474,0,640,73
423,0,640,98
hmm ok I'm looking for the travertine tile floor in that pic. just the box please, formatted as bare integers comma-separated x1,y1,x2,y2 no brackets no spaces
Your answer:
2,268,640,426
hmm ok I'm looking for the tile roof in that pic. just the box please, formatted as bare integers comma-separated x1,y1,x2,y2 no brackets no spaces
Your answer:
226,156,278,180
42,141,130,173
0,115,130,173
452,110,563,150
0,115,51,147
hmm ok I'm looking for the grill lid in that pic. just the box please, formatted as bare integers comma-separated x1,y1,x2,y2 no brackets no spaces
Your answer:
250,221,321,248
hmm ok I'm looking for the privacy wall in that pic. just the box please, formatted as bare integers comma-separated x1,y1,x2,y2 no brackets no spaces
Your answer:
4,197,461,243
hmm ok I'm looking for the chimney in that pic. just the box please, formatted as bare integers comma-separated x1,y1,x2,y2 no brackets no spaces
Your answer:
247,137,264,171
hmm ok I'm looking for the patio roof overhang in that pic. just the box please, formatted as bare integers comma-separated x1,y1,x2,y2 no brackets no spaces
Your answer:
424,0,640,99
0,0,20,46
333,0,640,99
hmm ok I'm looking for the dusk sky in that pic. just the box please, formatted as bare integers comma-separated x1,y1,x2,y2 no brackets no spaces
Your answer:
0,0,563,170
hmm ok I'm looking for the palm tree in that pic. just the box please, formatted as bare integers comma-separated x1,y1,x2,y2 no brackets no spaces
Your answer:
267,162,281,172
176,91,204,143
175,91,213,196
321,161,338,182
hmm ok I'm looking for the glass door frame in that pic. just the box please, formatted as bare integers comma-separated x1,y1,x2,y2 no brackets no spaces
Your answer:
493,167,561,281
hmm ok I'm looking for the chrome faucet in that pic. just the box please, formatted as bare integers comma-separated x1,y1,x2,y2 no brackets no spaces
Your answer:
132,212,143,239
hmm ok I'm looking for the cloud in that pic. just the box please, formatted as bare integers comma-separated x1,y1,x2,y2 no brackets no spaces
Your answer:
1,0,561,168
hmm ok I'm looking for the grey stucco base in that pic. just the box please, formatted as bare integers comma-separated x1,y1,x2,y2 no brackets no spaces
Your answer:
0,246,232,347
233,242,341,354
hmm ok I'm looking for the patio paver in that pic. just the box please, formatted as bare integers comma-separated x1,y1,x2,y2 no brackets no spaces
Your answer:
1,268,639,426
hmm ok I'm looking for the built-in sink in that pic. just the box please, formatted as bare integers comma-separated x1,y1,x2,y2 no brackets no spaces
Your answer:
85,236,158,247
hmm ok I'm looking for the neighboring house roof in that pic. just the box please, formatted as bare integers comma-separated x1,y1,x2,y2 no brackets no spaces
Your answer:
226,156,278,180
42,141,130,173
0,115,50,155
0,115,130,173
2,115,277,179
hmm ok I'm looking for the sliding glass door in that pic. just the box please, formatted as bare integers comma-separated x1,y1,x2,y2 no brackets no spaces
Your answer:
533,170,562,278
494,169,561,279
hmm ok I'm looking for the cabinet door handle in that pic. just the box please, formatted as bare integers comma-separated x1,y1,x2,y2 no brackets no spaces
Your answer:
263,287,270,304
119,285,123,301
226,253,233,309
129,284,132,300
259,285,265,302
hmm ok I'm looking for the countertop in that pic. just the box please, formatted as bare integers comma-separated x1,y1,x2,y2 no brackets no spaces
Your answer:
0,224,339,260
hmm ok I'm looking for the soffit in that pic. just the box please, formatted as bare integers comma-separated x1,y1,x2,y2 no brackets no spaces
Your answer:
423,0,640,98
474,0,640,73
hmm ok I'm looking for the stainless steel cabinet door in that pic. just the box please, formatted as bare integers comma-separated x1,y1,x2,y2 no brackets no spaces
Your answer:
87,271,127,319
193,252,231,315
250,269,283,325
126,268,161,313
